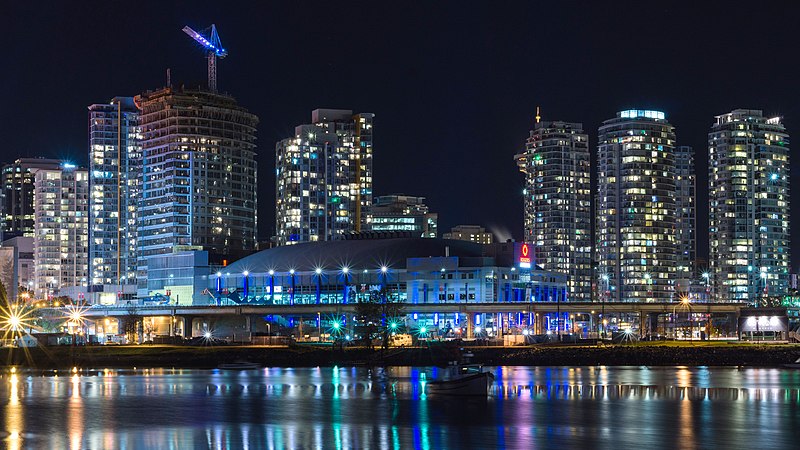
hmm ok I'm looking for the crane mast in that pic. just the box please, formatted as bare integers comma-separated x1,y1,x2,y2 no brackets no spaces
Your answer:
182,24,227,92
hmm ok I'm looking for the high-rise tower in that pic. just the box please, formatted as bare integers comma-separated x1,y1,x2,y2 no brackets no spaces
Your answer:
33,164,89,298
675,145,696,296
275,109,374,246
709,109,790,302
135,87,258,296
515,117,592,301
88,97,141,290
596,110,676,302
1,158,62,239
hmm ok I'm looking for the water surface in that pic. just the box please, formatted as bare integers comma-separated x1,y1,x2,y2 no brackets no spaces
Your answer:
2,366,799,449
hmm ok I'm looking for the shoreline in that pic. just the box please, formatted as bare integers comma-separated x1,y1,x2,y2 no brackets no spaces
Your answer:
1,342,799,370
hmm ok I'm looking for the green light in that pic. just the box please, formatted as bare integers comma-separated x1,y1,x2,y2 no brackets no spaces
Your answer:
332,322,341,330
390,322,398,330
419,326,427,334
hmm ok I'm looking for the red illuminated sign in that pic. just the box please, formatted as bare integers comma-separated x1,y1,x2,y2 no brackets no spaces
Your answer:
519,243,531,267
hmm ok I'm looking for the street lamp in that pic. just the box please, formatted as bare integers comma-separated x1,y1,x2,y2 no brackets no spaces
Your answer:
341,267,350,304
242,271,249,301
268,269,275,304
314,267,323,305
289,269,296,305
643,273,652,301
601,274,609,338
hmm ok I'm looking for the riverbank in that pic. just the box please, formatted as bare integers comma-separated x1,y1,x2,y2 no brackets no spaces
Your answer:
2,342,799,369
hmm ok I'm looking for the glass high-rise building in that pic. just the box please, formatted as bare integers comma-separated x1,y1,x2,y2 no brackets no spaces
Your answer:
1,158,62,239
596,110,676,302
675,145,696,296
88,97,141,288
515,118,591,301
135,87,258,296
275,109,374,246
33,164,89,298
709,109,790,302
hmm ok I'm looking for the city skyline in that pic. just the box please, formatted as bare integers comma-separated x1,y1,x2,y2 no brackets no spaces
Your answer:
2,2,799,268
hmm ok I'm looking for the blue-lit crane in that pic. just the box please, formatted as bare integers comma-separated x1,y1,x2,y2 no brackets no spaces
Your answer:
182,24,227,92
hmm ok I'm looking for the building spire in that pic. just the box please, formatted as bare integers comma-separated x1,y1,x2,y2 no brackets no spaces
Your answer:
535,106,541,124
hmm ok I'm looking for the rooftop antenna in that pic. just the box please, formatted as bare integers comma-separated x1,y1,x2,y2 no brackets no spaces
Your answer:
166,68,171,87
535,106,541,124
182,24,228,92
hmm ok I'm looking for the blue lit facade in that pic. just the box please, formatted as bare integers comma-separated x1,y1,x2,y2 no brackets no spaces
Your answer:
135,87,258,297
209,239,567,306
88,97,141,289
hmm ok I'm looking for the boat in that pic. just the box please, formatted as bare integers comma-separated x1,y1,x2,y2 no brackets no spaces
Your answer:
426,365,495,396
218,361,262,370
782,357,800,369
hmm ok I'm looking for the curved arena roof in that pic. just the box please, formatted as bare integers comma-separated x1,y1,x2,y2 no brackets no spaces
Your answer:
225,238,488,273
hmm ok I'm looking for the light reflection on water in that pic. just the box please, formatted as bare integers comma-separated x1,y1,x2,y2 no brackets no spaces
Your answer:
1,366,799,449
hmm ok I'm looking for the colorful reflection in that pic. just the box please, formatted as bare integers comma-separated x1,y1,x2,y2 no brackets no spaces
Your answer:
0,366,798,448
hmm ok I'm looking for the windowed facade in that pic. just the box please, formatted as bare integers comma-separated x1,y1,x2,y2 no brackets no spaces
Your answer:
709,109,790,302
1,158,62,239
88,97,141,287
515,119,591,300
33,166,89,297
370,194,437,237
596,110,677,302
135,87,258,296
275,109,374,246
675,145,696,295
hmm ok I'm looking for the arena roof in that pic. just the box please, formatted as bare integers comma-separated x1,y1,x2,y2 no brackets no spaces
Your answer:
225,238,491,273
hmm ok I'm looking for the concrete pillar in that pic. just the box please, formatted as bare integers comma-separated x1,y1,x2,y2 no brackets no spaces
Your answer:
639,310,646,338
179,316,194,338
466,312,474,339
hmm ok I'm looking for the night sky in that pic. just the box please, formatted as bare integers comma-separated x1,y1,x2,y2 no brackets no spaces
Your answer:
3,1,798,268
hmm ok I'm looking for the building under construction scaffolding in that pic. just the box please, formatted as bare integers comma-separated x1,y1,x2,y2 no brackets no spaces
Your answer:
134,86,258,297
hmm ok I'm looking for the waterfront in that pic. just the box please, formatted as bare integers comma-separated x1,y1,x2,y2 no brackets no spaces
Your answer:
3,342,800,369
2,366,800,449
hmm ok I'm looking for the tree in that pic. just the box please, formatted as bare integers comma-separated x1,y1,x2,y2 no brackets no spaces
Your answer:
0,280,8,308
122,306,141,343
353,286,405,350
755,295,783,308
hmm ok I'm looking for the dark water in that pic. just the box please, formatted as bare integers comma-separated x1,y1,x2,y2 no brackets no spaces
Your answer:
1,366,799,449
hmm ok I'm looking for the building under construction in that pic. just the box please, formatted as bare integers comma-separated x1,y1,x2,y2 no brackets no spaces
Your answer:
134,86,258,297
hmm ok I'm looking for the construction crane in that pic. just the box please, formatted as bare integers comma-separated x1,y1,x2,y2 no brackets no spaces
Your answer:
182,24,227,92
